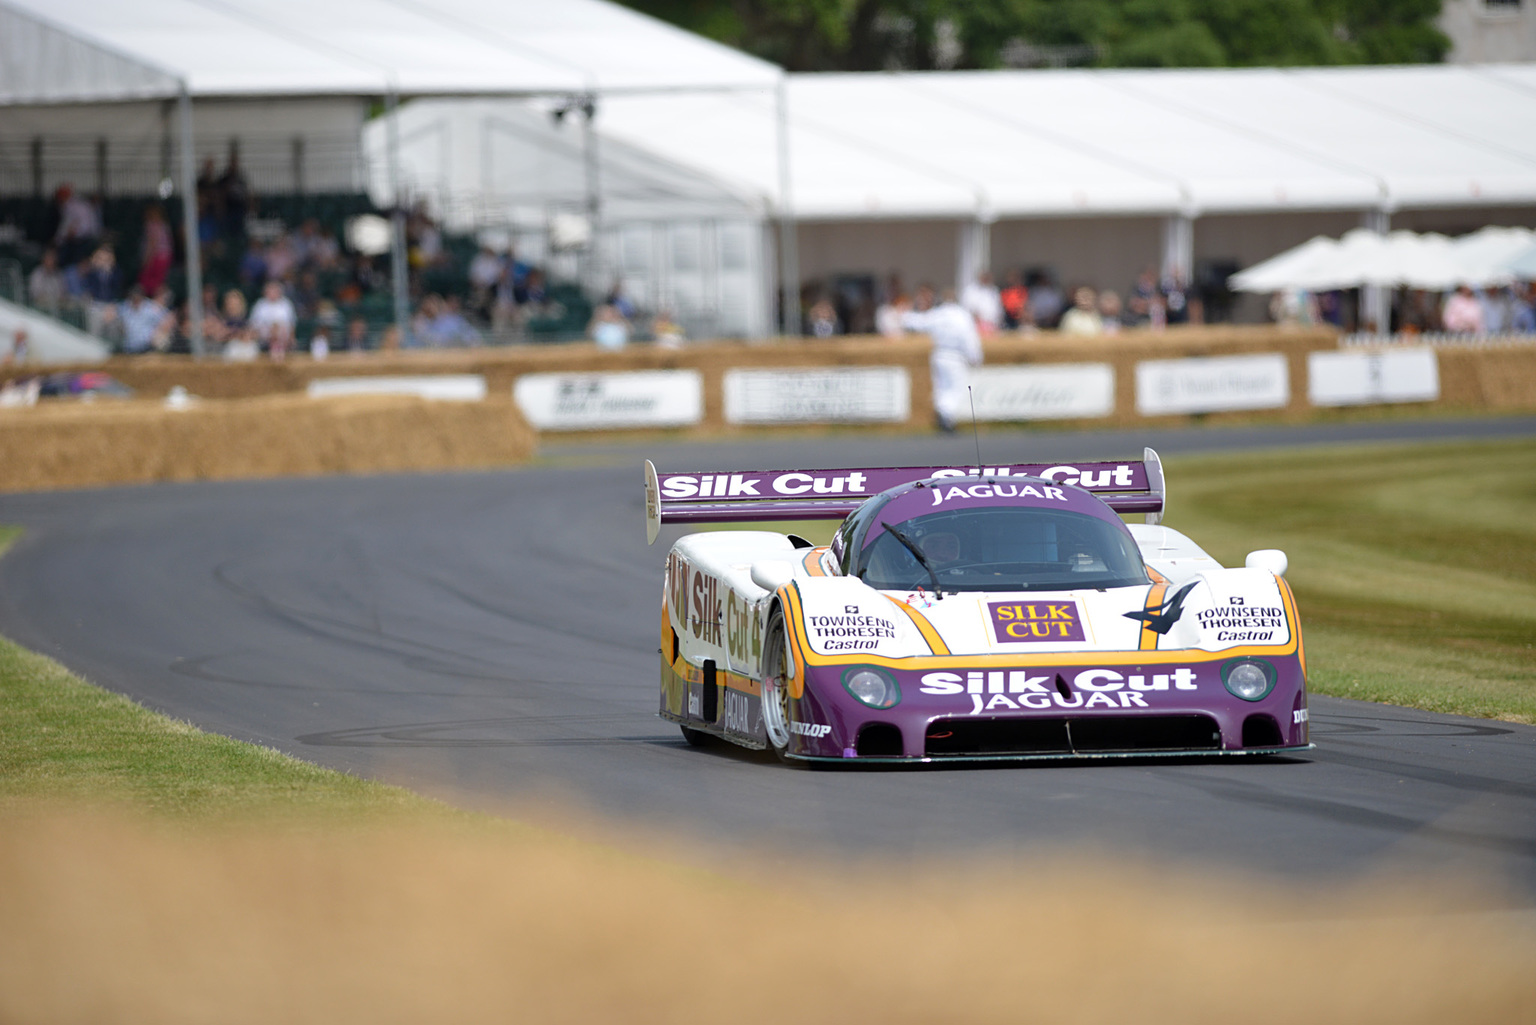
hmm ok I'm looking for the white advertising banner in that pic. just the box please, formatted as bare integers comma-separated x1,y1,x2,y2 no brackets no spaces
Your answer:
1308,348,1439,406
307,375,487,402
723,367,910,424
1135,354,1290,415
513,370,702,430
969,363,1115,421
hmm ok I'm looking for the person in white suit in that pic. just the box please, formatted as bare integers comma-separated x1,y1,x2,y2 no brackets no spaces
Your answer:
901,284,983,433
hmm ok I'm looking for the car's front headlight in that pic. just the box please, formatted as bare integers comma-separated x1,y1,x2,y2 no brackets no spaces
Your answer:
843,666,901,709
1222,658,1275,701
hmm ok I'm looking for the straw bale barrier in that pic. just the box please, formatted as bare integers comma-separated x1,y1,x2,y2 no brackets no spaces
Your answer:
2,326,1532,465
0,393,537,494
18,326,1534,428
2,326,1348,430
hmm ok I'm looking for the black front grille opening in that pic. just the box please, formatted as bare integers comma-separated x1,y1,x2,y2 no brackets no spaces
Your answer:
856,723,905,758
924,714,1221,757
1068,714,1221,753
1241,713,1284,748
927,718,1071,757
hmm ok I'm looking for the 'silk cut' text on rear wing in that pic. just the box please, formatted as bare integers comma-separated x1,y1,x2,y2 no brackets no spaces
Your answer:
644,448,1166,544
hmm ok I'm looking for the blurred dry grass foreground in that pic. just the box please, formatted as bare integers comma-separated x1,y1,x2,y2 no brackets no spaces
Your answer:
1,807,1534,1025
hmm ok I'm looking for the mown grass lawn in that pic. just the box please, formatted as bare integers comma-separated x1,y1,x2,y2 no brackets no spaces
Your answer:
1167,438,1536,724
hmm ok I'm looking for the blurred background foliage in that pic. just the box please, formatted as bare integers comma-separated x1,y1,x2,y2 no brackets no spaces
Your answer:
619,0,1450,71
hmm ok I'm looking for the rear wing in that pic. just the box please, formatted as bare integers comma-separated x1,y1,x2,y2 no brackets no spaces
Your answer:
644,448,1165,544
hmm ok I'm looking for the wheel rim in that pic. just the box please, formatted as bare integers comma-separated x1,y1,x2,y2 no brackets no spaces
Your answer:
761,617,791,751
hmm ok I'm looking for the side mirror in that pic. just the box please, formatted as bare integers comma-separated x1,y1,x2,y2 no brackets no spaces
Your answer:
750,560,794,593
1245,549,1288,577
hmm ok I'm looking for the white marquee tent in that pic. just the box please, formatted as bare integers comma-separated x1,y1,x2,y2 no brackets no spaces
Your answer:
600,65,1536,222
0,0,786,344
592,64,1536,314
0,0,779,102
362,99,773,336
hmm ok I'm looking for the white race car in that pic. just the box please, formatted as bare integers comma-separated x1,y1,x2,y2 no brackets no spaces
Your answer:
646,450,1309,763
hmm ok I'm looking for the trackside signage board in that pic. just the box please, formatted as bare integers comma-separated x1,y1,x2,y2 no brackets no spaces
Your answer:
1135,354,1290,415
307,375,487,402
514,370,702,430
1307,347,1439,406
723,367,910,424
969,363,1115,421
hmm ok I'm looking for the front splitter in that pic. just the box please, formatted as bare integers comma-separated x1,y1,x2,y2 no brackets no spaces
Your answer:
786,743,1316,765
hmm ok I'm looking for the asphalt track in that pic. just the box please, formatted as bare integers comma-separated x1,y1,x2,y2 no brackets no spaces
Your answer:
3,416,1535,899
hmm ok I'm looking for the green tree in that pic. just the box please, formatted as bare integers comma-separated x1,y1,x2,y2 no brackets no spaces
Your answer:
618,0,1448,70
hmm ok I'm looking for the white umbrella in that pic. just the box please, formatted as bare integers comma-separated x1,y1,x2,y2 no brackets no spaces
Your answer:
1301,227,1392,290
1228,235,1339,293
1365,231,1463,290
1501,242,1536,282
1448,226,1536,287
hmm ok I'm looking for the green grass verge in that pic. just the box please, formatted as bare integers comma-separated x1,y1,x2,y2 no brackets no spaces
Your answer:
0,526,462,819
1167,438,1536,724
0,631,451,818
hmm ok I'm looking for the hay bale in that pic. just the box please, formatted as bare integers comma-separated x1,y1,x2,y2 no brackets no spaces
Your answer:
0,394,537,493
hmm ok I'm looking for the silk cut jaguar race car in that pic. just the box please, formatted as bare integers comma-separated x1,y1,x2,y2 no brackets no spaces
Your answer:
644,449,1310,763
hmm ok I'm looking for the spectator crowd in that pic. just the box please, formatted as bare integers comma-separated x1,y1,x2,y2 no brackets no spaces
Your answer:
1263,281,1536,335
801,267,1536,341
813,266,1202,341
14,158,1536,360
14,148,607,360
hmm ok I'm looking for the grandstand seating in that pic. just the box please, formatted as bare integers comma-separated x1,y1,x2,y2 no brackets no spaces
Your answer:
0,191,589,346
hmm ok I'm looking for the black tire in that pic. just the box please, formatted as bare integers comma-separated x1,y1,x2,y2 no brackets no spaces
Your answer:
680,724,711,748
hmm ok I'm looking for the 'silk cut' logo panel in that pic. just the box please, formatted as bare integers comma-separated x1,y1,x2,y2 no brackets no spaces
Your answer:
988,601,1085,643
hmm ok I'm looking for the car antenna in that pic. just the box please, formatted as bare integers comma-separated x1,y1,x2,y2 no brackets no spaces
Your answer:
968,386,984,475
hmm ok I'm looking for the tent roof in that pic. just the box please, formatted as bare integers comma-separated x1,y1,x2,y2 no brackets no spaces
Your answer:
0,0,780,104
361,98,763,229
600,64,1536,220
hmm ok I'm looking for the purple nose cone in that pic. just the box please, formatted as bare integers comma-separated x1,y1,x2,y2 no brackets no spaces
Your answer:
863,475,1132,549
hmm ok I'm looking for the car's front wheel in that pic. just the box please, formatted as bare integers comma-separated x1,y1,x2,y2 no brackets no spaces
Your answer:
760,607,796,764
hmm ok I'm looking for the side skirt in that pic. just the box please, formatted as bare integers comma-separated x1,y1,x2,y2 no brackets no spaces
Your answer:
660,652,768,751
658,709,768,751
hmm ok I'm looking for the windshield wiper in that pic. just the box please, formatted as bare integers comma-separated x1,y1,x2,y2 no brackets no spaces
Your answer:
1123,580,1198,635
882,523,944,597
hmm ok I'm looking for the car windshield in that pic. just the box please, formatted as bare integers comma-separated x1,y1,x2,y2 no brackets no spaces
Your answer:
857,507,1149,593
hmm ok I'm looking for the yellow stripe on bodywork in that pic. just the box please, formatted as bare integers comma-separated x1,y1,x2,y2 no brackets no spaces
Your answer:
1277,575,1305,678
884,595,950,655
1139,582,1168,651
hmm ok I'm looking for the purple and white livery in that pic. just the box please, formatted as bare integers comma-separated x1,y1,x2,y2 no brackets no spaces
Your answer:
647,448,1311,763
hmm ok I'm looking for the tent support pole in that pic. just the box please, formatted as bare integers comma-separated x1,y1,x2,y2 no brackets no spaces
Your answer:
386,84,410,347
178,82,204,358
957,218,990,294
774,78,797,336
1161,213,1193,288
581,94,602,295
1361,208,1390,334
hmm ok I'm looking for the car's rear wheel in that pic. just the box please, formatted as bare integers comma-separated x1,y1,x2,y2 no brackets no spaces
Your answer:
760,608,796,764
679,724,711,747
